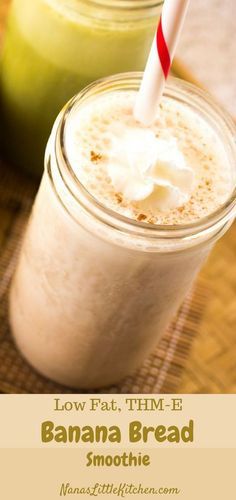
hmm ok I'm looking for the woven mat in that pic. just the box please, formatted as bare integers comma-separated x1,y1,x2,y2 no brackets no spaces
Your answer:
0,161,208,394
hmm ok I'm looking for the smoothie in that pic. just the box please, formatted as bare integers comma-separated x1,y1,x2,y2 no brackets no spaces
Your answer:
9,75,236,389
0,0,162,174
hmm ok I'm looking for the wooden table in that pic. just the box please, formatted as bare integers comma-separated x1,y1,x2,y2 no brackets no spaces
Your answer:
0,1,235,394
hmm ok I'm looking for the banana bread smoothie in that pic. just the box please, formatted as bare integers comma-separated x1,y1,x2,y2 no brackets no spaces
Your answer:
9,75,236,389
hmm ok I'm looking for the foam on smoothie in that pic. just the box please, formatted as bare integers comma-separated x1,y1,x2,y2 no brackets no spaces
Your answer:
65,91,234,225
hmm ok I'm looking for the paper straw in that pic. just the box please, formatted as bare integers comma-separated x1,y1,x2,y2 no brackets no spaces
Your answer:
134,0,190,125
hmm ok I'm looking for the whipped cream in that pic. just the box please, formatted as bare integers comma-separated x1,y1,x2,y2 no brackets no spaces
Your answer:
107,128,195,212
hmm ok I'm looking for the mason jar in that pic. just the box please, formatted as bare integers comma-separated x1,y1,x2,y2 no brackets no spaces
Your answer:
9,74,236,389
0,0,163,175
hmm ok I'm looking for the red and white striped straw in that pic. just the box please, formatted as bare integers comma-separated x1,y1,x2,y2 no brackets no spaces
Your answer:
134,0,190,125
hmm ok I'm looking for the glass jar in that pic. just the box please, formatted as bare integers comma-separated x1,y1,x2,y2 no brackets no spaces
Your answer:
9,74,236,389
0,0,163,175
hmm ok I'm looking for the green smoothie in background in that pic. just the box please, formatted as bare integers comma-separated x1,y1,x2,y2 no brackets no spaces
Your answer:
0,0,163,175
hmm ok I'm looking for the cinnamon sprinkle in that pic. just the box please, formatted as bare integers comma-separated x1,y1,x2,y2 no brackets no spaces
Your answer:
115,193,123,204
137,213,147,222
90,150,102,163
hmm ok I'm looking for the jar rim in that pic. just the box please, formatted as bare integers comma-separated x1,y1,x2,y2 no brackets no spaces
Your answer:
50,73,236,245
85,0,164,9
45,0,164,23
